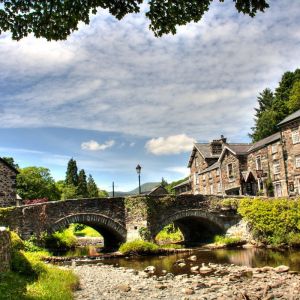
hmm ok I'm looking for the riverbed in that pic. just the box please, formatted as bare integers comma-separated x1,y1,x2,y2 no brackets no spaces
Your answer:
69,262,300,300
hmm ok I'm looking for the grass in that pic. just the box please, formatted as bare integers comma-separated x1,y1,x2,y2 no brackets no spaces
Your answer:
155,224,183,244
1,232,79,300
73,225,101,237
44,226,77,249
214,235,242,246
119,240,159,255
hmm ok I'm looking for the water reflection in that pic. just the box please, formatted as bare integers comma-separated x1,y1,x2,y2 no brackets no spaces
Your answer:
54,245,300,275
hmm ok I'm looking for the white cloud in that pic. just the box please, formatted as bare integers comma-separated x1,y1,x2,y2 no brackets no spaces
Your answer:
0,1,299,142
145,134,195,155
81,140,115,151
166,167,190,177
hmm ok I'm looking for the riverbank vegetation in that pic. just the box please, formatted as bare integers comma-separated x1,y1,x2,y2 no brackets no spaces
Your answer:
119,240,159,255
213,235,242,247
238,198,300,246
156,224,183,244
0,231,78,299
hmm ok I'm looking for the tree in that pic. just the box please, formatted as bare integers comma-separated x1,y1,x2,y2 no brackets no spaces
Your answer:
65,158,78,187
249,68,300,142
287,81,300,113
98,189,109,198
87,174,99,198
0,0,269,41
17,167,60,200
1,157,19,169
77,169,88,198
161,177,168,188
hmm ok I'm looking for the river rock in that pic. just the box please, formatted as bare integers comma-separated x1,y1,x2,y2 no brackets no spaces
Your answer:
178,263,186,267
182,287,195,295
188,255,197,261
274,265,289,273
116,283,131,292
191,266,199,272
144,266,156,273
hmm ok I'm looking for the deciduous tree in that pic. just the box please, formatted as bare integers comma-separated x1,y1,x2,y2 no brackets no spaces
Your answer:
17,167,60,200
0,0,269,41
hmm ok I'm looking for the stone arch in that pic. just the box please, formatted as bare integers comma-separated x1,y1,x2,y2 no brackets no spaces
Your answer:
49,213,127,249
153,209,225,243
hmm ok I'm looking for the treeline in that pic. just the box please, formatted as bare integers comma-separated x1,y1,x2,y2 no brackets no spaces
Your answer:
3,157,108,201
250,68,300,142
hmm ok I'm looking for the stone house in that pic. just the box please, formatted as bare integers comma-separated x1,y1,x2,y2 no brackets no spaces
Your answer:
0,158,19,207
188,109,300,197
172,179,191,195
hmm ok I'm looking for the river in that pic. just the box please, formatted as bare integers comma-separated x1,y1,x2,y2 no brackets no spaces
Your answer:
54,245,300,276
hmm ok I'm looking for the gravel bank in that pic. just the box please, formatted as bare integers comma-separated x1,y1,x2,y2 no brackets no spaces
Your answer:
70,262,300,300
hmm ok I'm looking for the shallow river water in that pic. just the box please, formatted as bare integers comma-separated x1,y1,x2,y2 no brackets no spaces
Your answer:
56,246,300,276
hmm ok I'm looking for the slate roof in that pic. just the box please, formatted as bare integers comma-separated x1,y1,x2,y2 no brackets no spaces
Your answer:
248,132,280,152
198,161,220,175
278,109,300,126
195,143,220,159
226,144,252,155
172,179,190,189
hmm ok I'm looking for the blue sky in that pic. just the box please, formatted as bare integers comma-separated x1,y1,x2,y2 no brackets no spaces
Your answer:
0,0,299,191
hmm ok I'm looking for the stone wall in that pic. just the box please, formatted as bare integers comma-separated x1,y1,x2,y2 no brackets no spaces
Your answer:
0,159,18,207
0,228,11,272
281,120,300,195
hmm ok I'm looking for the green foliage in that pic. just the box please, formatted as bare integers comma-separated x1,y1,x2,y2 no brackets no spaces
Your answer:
72,224,101,237
138,227,151,240
238,198,300,245
214,235,242,246
87,174,99,198
10,231,25,251
1,156,19,169
17,167,60,201
165,177,189,194
156,224,183,243
23,236,44,253
98,189,109,198
0,1,269,41
77,169,88,198
249,69,300,142
287,232,300,247
119,240,159,255
65,158,78,187
287,81,300,113
44,227,77,249
61,183,78,200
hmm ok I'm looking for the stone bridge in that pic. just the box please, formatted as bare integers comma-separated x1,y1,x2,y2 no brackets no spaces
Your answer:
0,195,241,249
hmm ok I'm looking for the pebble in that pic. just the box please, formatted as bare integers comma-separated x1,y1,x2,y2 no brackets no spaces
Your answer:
71,263,300,300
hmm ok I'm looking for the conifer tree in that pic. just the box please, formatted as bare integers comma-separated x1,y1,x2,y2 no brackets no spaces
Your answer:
77,169,88,198
65,158,78,186
87,174,99,198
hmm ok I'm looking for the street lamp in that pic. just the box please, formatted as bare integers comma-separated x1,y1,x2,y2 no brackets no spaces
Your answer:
136,164,142,195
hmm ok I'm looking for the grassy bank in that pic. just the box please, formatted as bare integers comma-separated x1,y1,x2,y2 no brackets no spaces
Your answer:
0,232,79,300
155,224,183,244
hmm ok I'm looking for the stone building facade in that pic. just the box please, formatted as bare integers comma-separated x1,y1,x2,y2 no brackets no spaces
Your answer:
0,158,19,207
188,109,300,197
0,228,11,272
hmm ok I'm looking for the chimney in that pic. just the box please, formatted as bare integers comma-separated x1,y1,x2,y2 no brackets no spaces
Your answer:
210,135,226,155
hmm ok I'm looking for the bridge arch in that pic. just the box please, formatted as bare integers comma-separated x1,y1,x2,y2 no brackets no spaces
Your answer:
49,213,127,249
153,209,225,243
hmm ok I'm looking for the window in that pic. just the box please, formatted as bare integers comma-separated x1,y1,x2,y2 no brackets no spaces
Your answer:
295,176,300,195
273,160,280,174
296,156,300,168
274,182,282,197
210,184,214,195
218,182,222,193
227,163,234,178
256,156,262,170
216,168,220,176
193,173,197,185
209,172,212,178
196,174,199,185
292,129,300,144
195,157,199,167
272,144,277,154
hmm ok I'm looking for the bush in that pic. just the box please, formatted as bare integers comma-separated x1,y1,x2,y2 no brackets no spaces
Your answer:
44,227,77,249
24,235,44,252
156,224,183,244
119,240,159,255
287,232,300,247
238,198,300,245
214,235,242,246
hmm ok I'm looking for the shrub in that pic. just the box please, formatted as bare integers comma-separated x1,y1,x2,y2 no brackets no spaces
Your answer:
119,240,159,255
238,198,300,245
214,235,242,246
24,235,44,252
287,232,300,247
156,224,183,244
44,227,77,249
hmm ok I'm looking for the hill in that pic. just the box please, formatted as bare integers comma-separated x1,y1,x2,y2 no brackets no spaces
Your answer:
108,182,160,197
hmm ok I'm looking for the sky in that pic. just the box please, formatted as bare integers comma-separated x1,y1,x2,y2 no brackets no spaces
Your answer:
0,0,299,192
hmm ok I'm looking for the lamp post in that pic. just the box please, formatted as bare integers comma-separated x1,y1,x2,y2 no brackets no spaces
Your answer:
136,164,142,194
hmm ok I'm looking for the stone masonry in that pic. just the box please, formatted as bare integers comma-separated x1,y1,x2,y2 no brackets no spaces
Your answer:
0,228,11,272
0,158,18,207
